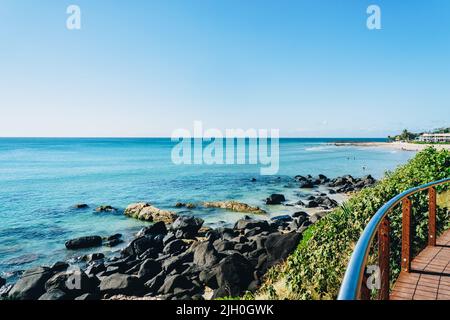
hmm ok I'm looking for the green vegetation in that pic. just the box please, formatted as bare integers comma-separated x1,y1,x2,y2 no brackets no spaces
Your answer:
388,127,450,142
255,147,450,300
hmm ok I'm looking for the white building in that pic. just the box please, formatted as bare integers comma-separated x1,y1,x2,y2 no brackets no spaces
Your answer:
418,133,450,143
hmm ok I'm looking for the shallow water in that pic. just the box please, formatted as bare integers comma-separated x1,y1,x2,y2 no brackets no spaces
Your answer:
0,138,414,277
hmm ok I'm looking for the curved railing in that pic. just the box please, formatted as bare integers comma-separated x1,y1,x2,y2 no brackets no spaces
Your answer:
338,177,450,300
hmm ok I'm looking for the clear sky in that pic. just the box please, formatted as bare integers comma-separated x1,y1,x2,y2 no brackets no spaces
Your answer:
1,0,449,137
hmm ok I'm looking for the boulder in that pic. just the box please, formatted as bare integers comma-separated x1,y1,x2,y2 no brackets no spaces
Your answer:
0,277,5,287
163,239,186,255
270,215,292,223
209,253,254,298
192,241,221,267
137,259,162,282
122,235,163,257
99,274,144,296
264,232,301,269
158,275,192,295
172,216,204,239
310,211,328,224
265,194,286,205
50,261,69,272
95,205,117,212
45,270,95,296
234,217,270,231
124,202,178,224
202,201,266,214
82,253,105,263
144,272,166,294
38,289,67,300
136,221,167,237
65,236,102,250
8,267,53,300
73,204,89,209
74,293,101,300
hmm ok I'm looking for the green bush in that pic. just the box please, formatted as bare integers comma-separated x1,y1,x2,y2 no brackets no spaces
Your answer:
258,147,450,300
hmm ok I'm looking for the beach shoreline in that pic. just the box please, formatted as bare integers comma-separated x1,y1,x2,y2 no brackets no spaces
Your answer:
333,141,450,152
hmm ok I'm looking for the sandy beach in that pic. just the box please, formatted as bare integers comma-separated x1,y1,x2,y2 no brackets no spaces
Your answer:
334,141,450,152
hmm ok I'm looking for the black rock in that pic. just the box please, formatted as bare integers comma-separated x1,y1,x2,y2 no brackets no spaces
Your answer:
306,200,319,208
45,270,95,297
292,211,308,219
122,235,163,257
106,233,122,241
144,272,166,294
234,217,269,231
298,181,314,188
210,253,254,298
74,204,89,209
163,239,186,255
192,241,221,267
99,274,144,296
50,261,69,272
38,289,67,300
137,259,162,282
8,267,54,300
82,253,105,263
0,277,5,287
213,239,234,252
158,275,192,295
65,236,103,250
264,232,302,270
172,216,204,239
137,221,168,238
85,262,106,276
270,215,292,223
105,238,123,247
265,194,286,205
74,293,101,300
95,205,117,212
162,252,193,273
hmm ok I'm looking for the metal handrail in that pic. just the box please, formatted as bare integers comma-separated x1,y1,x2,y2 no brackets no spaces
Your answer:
338,177,450,300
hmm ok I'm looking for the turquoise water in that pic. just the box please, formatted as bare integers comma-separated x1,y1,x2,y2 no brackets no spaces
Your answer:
0,138,414,277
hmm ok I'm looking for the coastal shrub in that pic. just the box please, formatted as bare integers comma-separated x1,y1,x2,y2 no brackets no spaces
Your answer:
256,147,450,300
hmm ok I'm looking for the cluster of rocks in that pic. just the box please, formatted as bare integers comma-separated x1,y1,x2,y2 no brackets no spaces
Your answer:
294,174,376,193
124,203,178,224
202,201,266,215
2,209,330,300
65,234,123,250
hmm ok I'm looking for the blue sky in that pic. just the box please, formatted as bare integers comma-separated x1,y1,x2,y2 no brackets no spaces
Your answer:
0,0,449,137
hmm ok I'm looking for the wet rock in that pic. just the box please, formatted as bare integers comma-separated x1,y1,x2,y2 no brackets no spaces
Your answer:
137,222,167,238
270,215,292,223
265,194,286,205
73,204,89,209
8,267,53,300
95,205,117,212
65,236,103,250
203,201,266,214
82,253,105,263
0,277,5,287
105,238,123,247
124,202,178,224
50,261,69,272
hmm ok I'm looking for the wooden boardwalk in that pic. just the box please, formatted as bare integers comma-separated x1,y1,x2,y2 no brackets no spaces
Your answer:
391,229,450,300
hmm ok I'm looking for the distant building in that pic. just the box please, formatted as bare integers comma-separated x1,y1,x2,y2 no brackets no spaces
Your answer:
418,133,450,143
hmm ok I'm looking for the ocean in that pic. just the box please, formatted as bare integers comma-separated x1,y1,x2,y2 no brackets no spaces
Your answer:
0,138,415,278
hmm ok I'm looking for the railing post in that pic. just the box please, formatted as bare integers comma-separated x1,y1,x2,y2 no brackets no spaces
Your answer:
428,187,436,246
401,197,412,273
378,217,390,300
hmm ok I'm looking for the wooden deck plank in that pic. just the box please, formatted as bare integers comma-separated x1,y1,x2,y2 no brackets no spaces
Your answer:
390,229,450,300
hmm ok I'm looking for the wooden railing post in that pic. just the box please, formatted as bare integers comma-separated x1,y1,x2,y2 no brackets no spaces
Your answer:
428,187,437,246
401,197,412,272
378,217,390,300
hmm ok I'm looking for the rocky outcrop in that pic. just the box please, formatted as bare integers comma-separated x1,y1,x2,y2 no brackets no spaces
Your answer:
327,174,376,193
124,203,178,224
202,201,266,214
65,236,103,250
8,267,54,300
95,205,117,212
265,194,286,205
